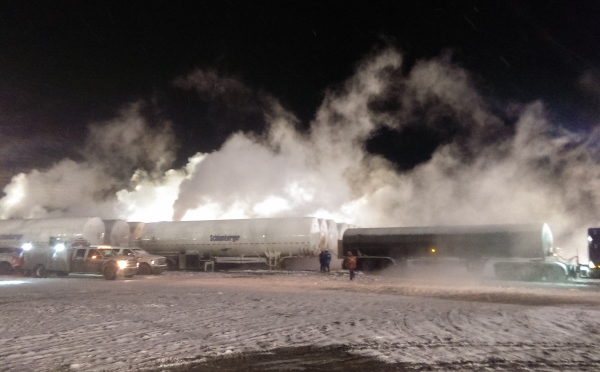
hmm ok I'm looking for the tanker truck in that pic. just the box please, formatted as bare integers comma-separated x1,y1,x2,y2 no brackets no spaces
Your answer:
135,217,327,270
341,223,582,282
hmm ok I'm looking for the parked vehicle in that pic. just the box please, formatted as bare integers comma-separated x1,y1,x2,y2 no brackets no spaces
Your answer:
0,247,24,275
0,217,106,248
135,217,327,270
585,228,600,278
23,244,138,280
110,247,167,275
341,224,588,282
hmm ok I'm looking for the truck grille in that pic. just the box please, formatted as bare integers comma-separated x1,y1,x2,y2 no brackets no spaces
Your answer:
126,259,138,268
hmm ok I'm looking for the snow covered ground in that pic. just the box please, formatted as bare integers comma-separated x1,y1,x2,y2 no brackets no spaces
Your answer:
1,264,600,371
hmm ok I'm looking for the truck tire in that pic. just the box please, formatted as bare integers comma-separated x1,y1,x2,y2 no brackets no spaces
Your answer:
103,265,118,280
138,263,152,275
0,261,12,275
33,264,47,278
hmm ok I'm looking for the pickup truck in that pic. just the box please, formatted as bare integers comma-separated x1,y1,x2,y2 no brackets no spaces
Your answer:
0,247,24,275
110,247,167,275
24,245,139,280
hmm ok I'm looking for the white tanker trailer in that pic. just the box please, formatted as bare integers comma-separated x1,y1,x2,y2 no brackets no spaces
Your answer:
0,217,106,249
103,219,132,246
136,217,327,270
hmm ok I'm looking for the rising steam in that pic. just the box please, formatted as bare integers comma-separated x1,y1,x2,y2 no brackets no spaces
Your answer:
1,47,599,258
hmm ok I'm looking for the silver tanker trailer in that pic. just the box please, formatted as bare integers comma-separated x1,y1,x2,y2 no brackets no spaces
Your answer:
136,217,327,270
103,219,132,246
0,217,106,249
0,217,107,276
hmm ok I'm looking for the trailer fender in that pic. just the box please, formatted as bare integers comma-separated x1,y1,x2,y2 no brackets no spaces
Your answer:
543,262,569,283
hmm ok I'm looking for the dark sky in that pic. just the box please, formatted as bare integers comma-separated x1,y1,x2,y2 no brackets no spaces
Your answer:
2,0,600,187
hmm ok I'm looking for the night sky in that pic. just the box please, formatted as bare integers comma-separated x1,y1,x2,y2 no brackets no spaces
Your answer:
2,1,600,236
2,1,599,182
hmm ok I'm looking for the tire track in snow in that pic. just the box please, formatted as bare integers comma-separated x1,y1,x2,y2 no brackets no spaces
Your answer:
1,272,600,371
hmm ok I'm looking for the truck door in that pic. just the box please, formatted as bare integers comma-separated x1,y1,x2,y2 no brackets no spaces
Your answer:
71,248,87,273
85,249,103,273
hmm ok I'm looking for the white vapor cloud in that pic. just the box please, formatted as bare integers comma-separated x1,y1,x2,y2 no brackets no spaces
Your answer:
1,47,599,261
0,102,177,219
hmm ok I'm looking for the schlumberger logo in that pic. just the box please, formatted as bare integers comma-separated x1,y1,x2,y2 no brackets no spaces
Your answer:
0,234,23,240
210,234,240,242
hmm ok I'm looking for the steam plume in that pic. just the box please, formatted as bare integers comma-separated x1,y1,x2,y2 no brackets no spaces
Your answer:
1,47,599,260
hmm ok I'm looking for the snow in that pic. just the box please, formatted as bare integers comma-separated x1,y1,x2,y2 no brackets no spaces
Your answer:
1,264,600,371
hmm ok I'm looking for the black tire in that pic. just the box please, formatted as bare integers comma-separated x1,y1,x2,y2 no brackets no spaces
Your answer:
33,264,47,278
138,263,152,275
103,265,118,280
56,271,69,277
0,261,12,275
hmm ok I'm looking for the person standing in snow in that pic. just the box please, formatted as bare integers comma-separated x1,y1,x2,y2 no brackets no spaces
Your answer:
344,251,357,280
319,249,332,272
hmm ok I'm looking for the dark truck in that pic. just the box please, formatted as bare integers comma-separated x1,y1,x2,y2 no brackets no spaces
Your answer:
586,228,600,278
23,244,138,280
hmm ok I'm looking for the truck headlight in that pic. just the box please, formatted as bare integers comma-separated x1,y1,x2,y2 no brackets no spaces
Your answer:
117,260,128,269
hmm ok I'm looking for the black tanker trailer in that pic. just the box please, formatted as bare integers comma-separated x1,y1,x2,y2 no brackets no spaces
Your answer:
341,224,583,282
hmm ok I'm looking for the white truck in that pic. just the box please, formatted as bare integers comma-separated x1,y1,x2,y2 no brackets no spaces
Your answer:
0,247,24,275
109,246,167,275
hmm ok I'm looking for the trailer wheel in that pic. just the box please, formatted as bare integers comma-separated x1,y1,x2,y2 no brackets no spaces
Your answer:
138,263,152,275
103,265,118,280
0,261,12,275
33,264,47,278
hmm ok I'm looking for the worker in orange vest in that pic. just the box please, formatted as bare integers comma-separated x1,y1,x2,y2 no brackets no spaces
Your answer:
344,251,357,280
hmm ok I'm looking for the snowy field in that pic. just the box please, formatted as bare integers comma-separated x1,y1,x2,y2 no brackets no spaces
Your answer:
1,264,600,371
